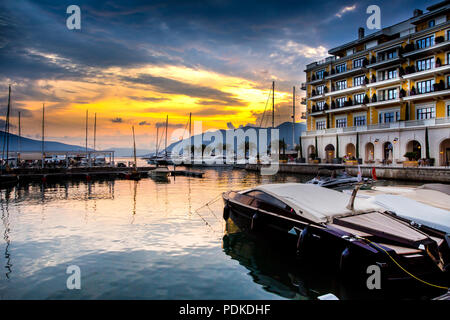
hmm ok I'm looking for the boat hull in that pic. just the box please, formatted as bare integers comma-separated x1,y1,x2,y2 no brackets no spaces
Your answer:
223,192,449,285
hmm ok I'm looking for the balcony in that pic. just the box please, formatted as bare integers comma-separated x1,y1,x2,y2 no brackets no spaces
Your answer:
301,82,307,90
366,56,403,70
366,77,402,88
308,93,325,101
402,39,450,59
326,66,367,80
302,117,450,136
305,56,336,71
309,104,328,116
402,64,450,80
325,84,366,98
325,104,367,114
366,97,402,108
403,87,450,102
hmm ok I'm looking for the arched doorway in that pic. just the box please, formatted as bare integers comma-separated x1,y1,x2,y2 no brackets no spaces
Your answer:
346,143,356,159
405,140,421,160
365,143,374,163
439,139,450,166
383,142,393,163
325,144,335,163
307,145,316,159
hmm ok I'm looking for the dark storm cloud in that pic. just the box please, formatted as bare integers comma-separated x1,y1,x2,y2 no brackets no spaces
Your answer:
0,0,437,92
128,96,170,102
120,74,246,106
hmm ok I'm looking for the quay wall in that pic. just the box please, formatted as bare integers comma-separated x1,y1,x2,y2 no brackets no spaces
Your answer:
245,164,450,183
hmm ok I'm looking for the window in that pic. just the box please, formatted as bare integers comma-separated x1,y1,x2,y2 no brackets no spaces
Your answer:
416,79,435,94
379,110,400,123
244,190,288,210
416,35,434,49
317,101,325,110
379,88,398,101
416,57,434,71
353,76,365,86
354,93,365,104
336,97,347,107
353,115,366,126
316,85,325,95
428,20,435,28
353,58,365,68
335,80,347,91
447,104,450,117
316,69,325,80
316,120,326,130
336,118,347,128
336,63,347,73
378,68,397,81
417,107,435,119
386,49,397,60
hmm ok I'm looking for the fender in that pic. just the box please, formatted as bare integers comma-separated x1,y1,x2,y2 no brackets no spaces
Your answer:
223,204,230,221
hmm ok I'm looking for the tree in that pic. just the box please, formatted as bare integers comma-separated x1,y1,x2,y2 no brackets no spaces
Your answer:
425,127,430,159
314,136,318,158
336,135,340,159
298,136,303,158
356,132,360,159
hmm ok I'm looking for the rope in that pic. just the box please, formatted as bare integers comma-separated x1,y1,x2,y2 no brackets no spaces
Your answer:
357,236,449,290
192,193,223,233
259,87,272,128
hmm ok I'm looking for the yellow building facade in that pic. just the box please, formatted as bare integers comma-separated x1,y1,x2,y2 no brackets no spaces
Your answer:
301,1,450,166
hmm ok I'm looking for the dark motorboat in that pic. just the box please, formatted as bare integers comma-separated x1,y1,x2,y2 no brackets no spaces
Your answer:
222,183,450,285
306,166,371,189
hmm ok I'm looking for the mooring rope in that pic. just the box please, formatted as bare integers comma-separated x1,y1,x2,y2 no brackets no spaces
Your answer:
193,193,223,233
357,236,449,290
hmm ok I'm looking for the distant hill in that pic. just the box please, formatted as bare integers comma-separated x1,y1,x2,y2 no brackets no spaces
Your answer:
0,131,90,152
142,122,306,157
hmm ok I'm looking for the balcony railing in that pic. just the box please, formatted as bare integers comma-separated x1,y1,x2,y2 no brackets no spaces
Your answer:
302,117,450,136
402,38,450,58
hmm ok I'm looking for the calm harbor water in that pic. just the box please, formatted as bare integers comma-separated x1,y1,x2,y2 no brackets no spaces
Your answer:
0,167,442,300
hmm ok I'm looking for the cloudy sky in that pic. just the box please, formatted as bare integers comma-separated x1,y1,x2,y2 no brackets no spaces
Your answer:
0,0,436,150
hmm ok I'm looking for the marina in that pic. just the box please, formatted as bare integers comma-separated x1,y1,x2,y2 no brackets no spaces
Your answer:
1,0,450,306
0,167,448,300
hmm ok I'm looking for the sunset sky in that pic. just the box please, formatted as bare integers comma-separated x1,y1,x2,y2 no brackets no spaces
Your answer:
0,0,435,150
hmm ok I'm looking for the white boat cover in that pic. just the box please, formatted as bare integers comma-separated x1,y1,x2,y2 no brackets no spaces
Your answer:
370,186,450,211
254,183,382,224
368,194,450,234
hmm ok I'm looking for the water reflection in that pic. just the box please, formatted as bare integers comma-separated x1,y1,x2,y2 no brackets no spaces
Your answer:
0,168,435,299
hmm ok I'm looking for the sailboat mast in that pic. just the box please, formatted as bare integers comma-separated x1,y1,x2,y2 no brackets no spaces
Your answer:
93,112,97,151
85,110,88,154
292,86,295,150
165,115,168,157
272,81,275,128
18,111,21,162
41,103,45,168
189,112,192,158
155,126,159,155
132,125,137,169
2,85,11,164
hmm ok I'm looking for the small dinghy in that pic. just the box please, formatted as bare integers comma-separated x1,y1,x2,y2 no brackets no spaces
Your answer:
149,166,170,178
222,183,450,282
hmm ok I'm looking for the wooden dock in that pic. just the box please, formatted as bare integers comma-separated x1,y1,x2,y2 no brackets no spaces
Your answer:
0,166,204,186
